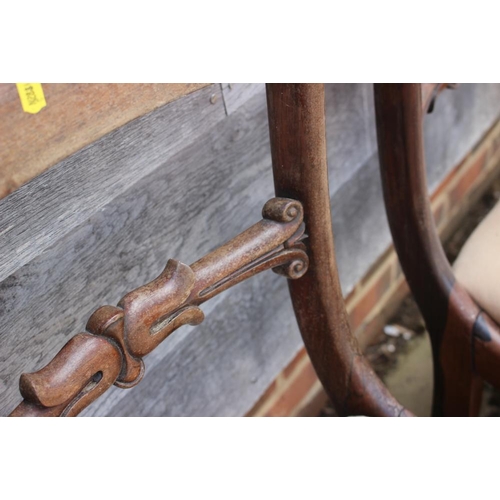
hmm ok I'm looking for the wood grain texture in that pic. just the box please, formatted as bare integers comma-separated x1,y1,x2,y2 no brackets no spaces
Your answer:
9,197,307,417
1,86,298,416
267,84,410,416
0,85,223,284
375,84,500,416
0,83,209,199
221,83,265,116
2,84,500,416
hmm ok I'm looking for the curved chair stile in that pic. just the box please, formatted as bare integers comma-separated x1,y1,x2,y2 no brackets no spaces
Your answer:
374,83,500,416
266,83,412,417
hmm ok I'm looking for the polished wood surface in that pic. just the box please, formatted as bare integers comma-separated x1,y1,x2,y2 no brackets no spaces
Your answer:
375,83,500,416
9,198,308,416
0,83,209,199
267,83,411,416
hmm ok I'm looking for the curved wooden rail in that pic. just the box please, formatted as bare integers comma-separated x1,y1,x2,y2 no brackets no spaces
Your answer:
375,83,500,416
267,83,412,416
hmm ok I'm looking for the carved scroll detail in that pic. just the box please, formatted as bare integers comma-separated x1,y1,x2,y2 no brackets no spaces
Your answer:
10,197,308,417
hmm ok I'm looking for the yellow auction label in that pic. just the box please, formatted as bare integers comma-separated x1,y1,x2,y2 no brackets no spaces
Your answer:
16,83,46,114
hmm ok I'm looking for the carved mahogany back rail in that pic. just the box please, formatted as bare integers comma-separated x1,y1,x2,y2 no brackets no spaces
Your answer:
9,84,412,417
10,197,309,416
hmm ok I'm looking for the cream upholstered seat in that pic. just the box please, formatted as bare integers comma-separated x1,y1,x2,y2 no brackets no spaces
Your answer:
453,200,500,324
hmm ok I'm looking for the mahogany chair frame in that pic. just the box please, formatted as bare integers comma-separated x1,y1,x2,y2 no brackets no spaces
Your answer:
375,83,500,416
266,84,410,416
9,84,409,417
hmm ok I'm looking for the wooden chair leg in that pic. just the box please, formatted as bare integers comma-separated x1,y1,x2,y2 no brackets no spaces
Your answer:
266,83,411,416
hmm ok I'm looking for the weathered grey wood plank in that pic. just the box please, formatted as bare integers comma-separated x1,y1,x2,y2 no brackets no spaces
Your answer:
324,83,378,192
221,83,265,116
0,87,284,416
0,83,210,199
423,83,500,190
0,85,225,283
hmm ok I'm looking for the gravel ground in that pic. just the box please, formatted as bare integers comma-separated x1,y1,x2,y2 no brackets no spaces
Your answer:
319,175,500,417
